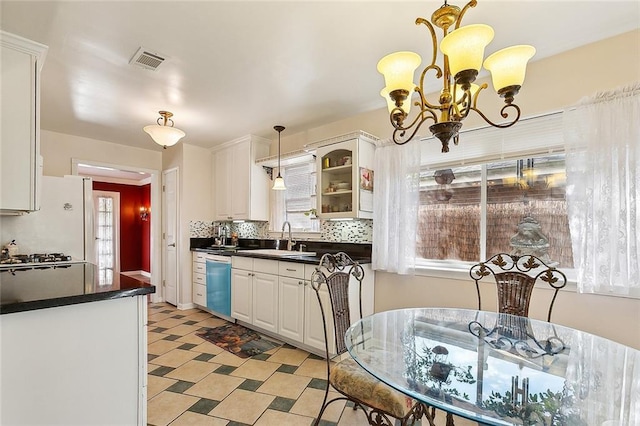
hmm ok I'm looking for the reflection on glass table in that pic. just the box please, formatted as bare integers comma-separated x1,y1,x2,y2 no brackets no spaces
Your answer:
345,308,639,426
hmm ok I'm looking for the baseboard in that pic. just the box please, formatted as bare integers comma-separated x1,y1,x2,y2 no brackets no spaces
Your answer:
177,302,195,310
121,270,151,277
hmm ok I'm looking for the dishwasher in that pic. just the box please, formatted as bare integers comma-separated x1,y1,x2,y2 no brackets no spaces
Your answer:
204,254,232,317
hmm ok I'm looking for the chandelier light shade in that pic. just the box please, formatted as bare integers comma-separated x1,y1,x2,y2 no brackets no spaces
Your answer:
143,110,186,149
272,125,286,191
377,0,535,152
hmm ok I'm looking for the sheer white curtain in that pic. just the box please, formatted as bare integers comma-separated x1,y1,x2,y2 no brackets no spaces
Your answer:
372,139,421,274
563,83,640,295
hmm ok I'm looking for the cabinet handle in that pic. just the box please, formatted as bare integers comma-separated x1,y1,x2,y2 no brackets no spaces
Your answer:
286,268,296,272
298,281,303,285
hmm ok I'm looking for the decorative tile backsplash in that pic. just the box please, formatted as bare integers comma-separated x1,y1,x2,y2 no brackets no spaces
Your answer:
189,219,373,243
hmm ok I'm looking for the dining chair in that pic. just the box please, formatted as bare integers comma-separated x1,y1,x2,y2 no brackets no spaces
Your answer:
469,253,567,321
310,252,435,426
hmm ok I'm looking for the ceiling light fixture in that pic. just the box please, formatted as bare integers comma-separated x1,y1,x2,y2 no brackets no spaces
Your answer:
272,125,286,190
377,0,535,152
143,111,185,149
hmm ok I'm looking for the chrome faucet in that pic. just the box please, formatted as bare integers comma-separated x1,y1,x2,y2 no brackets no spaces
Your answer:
281,221,294,251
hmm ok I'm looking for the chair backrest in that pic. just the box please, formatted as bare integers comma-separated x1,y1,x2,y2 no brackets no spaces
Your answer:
469,253,567,322
310,252,364,357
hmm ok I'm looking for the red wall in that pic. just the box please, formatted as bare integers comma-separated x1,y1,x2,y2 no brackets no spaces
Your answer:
93,182,151,273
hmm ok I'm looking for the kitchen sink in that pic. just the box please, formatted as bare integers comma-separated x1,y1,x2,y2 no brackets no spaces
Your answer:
248,249,317,257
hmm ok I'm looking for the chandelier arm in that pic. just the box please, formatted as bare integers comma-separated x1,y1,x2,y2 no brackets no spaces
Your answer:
468,103,522,129
455,0,478,29
415,18,439,72
415,81,442,111
392,112,437,145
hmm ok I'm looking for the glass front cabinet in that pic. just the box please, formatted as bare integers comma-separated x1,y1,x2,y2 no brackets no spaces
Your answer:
315,132,377,219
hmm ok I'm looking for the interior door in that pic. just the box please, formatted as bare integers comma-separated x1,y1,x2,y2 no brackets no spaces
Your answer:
162,168,178,306
93,190,120,285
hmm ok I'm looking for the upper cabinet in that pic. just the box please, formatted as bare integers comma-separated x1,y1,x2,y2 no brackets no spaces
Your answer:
0,31,48,213
212,135,271,221
315,132,377,219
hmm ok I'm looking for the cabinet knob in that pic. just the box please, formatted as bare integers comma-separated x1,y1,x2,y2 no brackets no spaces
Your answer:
298,281,303,285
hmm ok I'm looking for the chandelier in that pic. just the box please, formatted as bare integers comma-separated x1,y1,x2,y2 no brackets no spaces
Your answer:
143,110,186,149
377,0,535,152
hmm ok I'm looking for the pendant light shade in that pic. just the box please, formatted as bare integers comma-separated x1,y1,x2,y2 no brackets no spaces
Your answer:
144,110,185,149
272,125,286,191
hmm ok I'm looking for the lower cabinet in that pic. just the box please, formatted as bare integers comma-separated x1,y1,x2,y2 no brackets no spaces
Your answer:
231,257,279,333
232,256,374,357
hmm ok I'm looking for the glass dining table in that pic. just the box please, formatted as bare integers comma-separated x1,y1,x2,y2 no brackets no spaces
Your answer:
344,308,640,426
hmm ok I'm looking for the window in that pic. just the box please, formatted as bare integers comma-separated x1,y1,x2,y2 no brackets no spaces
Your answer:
275,160,319,232
416,113,573,268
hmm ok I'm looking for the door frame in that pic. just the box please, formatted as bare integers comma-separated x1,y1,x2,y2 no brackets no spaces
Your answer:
72,159,162,303
162,167,179,307
92,189,121,282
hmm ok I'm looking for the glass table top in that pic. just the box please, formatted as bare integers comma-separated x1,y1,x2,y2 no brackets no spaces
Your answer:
344,308,639,426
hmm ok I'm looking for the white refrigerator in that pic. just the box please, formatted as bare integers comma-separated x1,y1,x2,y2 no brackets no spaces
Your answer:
0,175,94,262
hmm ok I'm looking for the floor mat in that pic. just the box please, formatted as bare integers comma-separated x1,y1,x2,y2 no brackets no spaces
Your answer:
197,323,281,358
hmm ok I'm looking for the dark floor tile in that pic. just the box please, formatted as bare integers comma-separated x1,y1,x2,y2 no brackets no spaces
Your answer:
282,343,297,349
238,378,263,392
268,396,296,412
149,366,175,377
163,334,182,341
345,400,355,408
172,314,186,319
148,353,159,362
308,378,328,390
184,320,198,326
166,380,195,394
227,422,252,426
215,365,237,375
251,353,271,361
188,397,219,414
277,364,298,374
161,310,174,314
151,327,168,333
194,353,215,362
308,353,324,361
318,420,337,426
178,343,197,350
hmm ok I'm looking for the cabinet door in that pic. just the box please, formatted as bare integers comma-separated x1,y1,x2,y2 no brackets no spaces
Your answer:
304,284,335,355
316,139,358,219
278,276,305,343
0,44,39,211
213,148,232,220
231,268,252,323
252,272,278,333
231,140,251,219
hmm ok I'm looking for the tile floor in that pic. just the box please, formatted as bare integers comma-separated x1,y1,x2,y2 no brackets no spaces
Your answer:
147,303,474,426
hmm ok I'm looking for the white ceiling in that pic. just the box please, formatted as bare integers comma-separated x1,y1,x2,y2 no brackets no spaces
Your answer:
1,1,638,152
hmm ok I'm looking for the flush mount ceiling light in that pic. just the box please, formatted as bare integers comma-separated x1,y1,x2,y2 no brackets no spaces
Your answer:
272,125,286,191
377,0,535,152
143,111,185,149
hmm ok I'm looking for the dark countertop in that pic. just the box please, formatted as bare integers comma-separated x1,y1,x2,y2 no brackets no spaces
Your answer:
191,238,372,265
0,262,155,315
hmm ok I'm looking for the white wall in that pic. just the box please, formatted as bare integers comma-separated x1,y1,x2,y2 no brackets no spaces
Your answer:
268,30,640,349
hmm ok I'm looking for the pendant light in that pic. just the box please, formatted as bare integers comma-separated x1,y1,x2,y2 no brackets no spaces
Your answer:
272,125,286,190
143,110,186,149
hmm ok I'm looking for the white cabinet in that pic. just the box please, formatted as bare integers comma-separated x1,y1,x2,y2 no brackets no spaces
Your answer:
192,252,207,307
0,31,47,213
231,257,279,333
212,135,271,221
315,132,377,219
278,261,306,343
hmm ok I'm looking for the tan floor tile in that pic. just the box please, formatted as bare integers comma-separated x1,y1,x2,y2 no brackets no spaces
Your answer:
177,332,207,345
295,358,328,379
152,349,199,368
178,308,204,315
164,360,218,383
168,411,228,426
209,389,274,424
147,391,199,426
149,339,184,356
147,375,178,399
184,312,214,321
209,350,248,367
148,363,163,374
149,313,174,322
230,358,280,381
148,331,169,343
337,405,369,425
195,317,228,328
254,409,314,426
191,341,224,355
290,387,345,422
256,371,311,399
154,317,190,329
267,347,310,366
184,372,244,401
166,324,201,336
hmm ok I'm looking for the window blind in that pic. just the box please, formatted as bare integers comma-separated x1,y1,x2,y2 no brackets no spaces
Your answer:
283,160,318,231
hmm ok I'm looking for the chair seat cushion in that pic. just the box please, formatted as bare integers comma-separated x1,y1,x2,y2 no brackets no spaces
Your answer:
330,357,417,419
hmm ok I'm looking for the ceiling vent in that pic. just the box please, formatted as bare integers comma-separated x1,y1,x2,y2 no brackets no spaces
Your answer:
129,47,166,71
